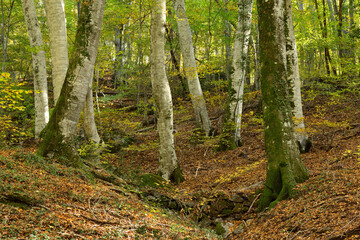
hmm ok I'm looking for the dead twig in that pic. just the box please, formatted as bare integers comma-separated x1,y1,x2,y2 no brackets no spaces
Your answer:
247,193,261,213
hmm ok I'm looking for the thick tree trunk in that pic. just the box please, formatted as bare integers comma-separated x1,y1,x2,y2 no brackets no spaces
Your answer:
284,0,311,153
21,0,49,139
257,0,309,210
44,0,69,103
151,0,184,184
228,0,253,146
174,0,211,135
37,0,105,165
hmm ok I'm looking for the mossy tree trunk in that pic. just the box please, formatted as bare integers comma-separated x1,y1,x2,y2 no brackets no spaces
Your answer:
257,0,309,211
37,0,105,165
150,0,184,184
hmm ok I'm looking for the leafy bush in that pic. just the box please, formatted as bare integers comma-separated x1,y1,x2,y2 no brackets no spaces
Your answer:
0,72,33,144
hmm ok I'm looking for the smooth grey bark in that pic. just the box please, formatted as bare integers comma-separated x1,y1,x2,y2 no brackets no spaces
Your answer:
228,0,253,146
45,0,99,144
21,0,49,139
151,0,184,183
285,0,311,153
257,0,309,210
253,28,261,91
38,0,105,163
84,77,100,143
44,0,68,103
174,0,211,135
223,0,232,84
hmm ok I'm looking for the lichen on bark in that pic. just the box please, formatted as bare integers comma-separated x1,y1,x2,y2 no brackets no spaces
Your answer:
37,0,105,167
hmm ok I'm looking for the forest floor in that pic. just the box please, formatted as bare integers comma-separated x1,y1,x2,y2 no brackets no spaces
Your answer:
0,84,360,239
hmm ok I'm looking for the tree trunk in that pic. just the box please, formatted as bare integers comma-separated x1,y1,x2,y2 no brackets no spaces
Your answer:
165,24,187,96
314,0,336,76
151,0,184,184
114,25,124,89
37,0,105,165
285,0,311,153
222,0,232,84
257,0,309,210
83,77,100,144
228,0,253,147
253,28,261,91
1,0,15,72
174,0,211,135
349,0,354,29
44,0,69,103
21,0,49,139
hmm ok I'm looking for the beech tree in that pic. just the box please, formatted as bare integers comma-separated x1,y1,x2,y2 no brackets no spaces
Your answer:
174,0,211,135
228,0,253,147
44,0,100,144
257,0,309,210
284,0,311,153
150,0,184,183
37,0,105,164
44,0,68,103
21,0,49,139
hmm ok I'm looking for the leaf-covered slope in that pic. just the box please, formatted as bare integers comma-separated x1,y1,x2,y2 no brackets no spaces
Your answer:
0,149,217,239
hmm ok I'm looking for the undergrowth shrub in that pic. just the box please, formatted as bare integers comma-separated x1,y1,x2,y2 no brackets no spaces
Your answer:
0,72,33,145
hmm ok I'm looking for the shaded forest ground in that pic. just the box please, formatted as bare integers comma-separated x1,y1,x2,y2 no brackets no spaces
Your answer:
1,82,360,239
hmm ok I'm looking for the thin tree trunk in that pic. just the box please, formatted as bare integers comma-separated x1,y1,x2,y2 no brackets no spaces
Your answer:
314,0,336,75
257,0,309,210
136,0,144,106
285,0,311,153
21,0,49,139
327,0,336,24
1,0,15,72
224,0,232,84
114,25,124,89
44,0,69,103
228,0,253,146
37,0,106,164
165,25,187,96
253,29,261,91
174,0,211,135
349,0,354,29
151,0,184,183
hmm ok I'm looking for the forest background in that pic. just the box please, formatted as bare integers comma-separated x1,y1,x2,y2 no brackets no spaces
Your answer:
0,0,359,239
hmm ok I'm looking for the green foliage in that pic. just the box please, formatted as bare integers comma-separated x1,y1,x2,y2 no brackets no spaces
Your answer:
77,141,102,158
0,73,33,144
189,128,207,145
215,121,237,152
